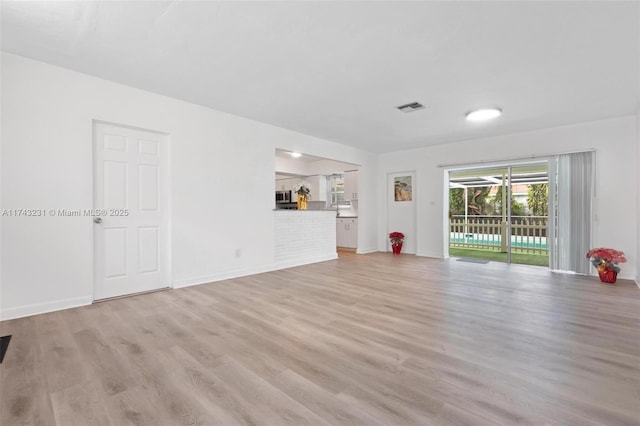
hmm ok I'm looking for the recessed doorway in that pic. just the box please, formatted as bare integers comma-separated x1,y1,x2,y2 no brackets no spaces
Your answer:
448,162,549,266
93,122,171,300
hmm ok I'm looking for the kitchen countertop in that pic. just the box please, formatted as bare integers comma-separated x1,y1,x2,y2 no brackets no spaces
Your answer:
272,209,357,218
273,209,337,212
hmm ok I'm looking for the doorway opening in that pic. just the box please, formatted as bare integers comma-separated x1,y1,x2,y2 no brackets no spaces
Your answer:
448,162,549,266
274,148,360,254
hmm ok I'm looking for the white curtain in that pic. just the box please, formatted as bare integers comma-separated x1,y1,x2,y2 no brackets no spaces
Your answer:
548,151,594,274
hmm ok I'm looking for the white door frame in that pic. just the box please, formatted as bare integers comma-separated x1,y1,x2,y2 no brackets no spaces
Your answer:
444,160,549,265
386,171,417,254
92,120,171,300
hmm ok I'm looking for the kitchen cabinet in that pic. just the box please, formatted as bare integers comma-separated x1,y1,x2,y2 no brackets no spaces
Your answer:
276,177,301,192
276,175,326,201
309,175,327,201
343,170,359,201
337,218,358,248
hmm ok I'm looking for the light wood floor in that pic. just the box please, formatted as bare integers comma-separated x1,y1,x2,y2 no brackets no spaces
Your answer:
2,251,639,425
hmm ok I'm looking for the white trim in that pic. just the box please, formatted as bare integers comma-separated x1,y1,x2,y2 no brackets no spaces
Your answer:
356,246,378,254
275,254,339,271
0,296,93,321
173,254,338,289
92,119,170,136
437,149,596,168
416,251,443,259
442,169,450,258
173,266,274,289
387,171,417,254
92,121,172,300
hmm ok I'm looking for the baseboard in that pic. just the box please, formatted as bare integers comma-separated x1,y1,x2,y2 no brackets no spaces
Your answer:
3,255,343,318
0,295,93,321
416,251,443,259
356,246,378,254
173,254,339,289
173,264,275,289
275,253,338,270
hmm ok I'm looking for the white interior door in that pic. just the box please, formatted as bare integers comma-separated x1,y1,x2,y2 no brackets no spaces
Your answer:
93,122,169,300
387,171,417,254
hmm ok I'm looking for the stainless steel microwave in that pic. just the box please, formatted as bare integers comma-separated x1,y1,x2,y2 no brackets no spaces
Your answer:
275,190,292,203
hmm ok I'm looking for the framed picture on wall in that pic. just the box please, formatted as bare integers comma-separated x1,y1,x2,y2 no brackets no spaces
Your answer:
394,176,412,201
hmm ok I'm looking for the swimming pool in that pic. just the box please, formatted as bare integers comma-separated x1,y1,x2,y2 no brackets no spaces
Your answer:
450,233,548,250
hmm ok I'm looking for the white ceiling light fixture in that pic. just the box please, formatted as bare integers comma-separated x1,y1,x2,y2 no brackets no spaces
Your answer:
465,107,502,122
290,152,302,158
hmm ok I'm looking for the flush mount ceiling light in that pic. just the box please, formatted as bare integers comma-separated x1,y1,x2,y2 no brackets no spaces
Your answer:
465,108,502,122
396,102,425,113
290,152,302,158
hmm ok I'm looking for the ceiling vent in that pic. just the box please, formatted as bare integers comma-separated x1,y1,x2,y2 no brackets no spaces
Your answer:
396,102,425,113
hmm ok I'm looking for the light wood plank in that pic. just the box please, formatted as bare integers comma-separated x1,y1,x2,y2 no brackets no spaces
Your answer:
1,251,639,425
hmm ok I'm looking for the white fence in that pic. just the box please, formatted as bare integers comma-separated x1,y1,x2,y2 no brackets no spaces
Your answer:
450,216,548,255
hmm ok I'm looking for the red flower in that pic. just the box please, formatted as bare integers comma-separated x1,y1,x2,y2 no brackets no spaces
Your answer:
586,248,627,264
586,247,626,274
389,231,405,244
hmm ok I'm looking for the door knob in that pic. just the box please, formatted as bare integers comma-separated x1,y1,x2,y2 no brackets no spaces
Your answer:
93,217,103,224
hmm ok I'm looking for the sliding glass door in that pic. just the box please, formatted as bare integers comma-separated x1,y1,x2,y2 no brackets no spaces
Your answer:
508,165,549,265
448,163,549,266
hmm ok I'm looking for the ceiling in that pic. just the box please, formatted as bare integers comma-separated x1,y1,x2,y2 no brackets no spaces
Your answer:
275,148,325,164
2,1,639,153
275,148,326,179
275,148,357,180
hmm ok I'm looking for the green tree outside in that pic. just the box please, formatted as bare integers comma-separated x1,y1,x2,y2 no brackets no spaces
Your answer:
491,185,525,216
449,187,492,216
452,184,549,217
449,188,466,216
527,184,548,216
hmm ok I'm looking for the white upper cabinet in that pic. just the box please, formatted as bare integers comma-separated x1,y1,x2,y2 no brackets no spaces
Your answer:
276,177,301,193
308,175,327,201
343,170,359,201
275,175,327,201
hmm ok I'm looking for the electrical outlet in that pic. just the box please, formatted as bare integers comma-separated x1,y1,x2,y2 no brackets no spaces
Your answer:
235,248,242,258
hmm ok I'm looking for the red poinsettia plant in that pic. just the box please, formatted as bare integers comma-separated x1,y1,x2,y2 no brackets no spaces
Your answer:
389,232,405,244
586,247,627,273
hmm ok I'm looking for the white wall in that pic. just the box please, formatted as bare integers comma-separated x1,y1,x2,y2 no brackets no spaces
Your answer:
0,53,377,319
307,159,359,176
379,116,638,280
386,171,417,254
275,156,312,177
275,211,337,267
275,157,359,179
637,109,640,285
